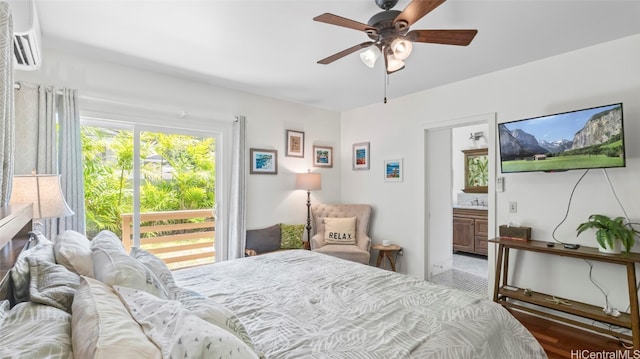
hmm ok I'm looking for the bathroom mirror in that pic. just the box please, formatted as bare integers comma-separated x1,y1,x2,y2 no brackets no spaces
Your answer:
462,148,488,193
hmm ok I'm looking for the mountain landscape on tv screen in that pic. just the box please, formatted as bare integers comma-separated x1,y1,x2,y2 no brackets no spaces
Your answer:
499,105,624,172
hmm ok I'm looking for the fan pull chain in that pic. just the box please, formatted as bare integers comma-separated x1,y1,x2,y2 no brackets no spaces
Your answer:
384,71,388,104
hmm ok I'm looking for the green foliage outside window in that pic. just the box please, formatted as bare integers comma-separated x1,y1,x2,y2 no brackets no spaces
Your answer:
81,127,215,238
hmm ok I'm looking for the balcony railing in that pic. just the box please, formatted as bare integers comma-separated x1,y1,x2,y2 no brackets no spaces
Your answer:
121,209,215,269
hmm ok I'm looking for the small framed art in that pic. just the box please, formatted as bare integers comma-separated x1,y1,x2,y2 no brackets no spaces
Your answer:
286,130,304,158
352,142,370,170
384,158,403,182
250,148,278,175
312,145,333,168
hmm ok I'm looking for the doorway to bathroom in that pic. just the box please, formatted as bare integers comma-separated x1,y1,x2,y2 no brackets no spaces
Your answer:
424,114,496,297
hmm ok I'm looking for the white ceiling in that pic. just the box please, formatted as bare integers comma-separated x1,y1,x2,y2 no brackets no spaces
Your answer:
31,0,640,112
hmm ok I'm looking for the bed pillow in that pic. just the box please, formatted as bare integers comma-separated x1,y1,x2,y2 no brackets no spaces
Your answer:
54,230,94,277
72,276,162,359
280,223,305,249
323,217,357,244
130,247,178,294
173,287,255,351
92,230,169,299
11,241,55,304
245,224,281,254
0,302,72,358
114,286,260,359
91,230,126,253
27,257,80,313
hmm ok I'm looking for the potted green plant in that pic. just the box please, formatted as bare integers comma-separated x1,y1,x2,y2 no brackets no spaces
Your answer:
576,214,639,254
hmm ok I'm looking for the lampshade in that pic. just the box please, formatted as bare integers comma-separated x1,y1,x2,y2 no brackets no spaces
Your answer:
390,38,413,60
9,174,75,220
359,45,381,68
295,172,321,191
385,53,405,73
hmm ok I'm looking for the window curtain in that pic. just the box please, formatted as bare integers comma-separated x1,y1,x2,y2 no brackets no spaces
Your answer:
58,88,86,235
225,116,246,260
0,3,13,205
14,83,85,237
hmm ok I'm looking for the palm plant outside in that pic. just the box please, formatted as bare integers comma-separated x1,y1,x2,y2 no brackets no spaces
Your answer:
81,127,215,239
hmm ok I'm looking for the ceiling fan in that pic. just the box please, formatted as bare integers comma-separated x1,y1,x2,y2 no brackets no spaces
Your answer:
314,0,477,74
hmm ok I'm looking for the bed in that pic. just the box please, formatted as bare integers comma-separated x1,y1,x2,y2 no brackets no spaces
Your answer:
0,220,546,358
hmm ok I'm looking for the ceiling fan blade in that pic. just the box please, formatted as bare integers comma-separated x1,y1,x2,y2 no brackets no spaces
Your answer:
313,13,375,32
394,0,446,28
317,42,375,65
407,29,478,46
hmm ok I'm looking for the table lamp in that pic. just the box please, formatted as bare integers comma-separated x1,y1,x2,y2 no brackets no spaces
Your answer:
9,173,75,232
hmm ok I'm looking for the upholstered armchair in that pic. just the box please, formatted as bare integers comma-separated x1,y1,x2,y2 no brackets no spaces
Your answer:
310,204,372,264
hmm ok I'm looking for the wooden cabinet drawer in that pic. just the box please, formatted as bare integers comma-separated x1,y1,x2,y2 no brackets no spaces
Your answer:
475,219,488,237
452,208,487,256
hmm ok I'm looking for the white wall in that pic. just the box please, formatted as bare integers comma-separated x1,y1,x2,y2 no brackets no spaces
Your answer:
342,33,640,310
14,48,343,238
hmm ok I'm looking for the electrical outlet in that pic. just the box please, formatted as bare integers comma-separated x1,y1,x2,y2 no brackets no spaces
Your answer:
509,201,517,213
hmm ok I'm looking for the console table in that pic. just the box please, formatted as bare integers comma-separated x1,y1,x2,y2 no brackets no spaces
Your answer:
489,237,640,349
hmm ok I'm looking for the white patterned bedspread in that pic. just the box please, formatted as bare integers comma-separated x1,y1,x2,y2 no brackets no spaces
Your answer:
173,250,546,359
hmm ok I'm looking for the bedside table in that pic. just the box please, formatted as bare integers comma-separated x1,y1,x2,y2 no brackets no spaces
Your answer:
371,243,401,272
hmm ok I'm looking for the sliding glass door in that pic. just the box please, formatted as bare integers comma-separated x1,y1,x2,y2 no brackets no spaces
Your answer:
81,120,217,268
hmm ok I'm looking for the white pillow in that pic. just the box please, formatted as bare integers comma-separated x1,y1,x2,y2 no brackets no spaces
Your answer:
114,286,260,359
54,230,94,277
92,231,169,299
71,276,162,359
324,217,357,244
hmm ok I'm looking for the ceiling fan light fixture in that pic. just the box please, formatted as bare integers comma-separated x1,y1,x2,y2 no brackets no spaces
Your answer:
385,53,404,73
391,38,412,60
360,46,381,68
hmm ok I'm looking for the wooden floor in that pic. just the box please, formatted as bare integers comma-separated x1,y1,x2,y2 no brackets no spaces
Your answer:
509,309,633,358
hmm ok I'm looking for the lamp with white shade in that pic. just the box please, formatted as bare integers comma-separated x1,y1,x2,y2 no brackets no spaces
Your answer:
295,170,321,249
9,173,75,233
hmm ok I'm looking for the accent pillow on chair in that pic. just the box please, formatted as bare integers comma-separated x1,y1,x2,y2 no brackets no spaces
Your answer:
323,218,356,245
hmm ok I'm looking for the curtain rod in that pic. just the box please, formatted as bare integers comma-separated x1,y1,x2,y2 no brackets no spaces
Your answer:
13,82,64,95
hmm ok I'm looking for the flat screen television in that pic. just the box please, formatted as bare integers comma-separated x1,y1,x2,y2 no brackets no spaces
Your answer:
498,103,625,173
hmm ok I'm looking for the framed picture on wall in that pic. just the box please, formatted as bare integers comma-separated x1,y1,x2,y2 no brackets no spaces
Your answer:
250,148,278,174
384,158,403,182
286,130,304,158
352,142,370,170
312,145,333,168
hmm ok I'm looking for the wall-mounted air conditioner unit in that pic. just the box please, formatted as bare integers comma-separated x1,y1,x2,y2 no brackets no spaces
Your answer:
8,0,41,70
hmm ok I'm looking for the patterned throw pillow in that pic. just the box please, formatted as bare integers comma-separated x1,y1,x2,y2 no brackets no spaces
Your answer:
11,241,56,304
280,224,305,249
173,287,256,351
91,230,169,299
130,247,178,294
324,217,357,245
27,257,80,313
114,286,260,359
